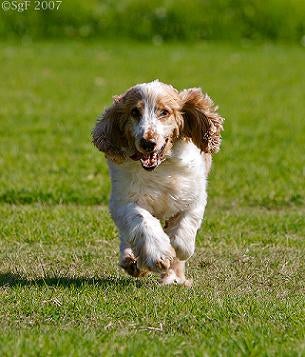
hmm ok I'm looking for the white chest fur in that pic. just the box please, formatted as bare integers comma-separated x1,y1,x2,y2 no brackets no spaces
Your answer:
108,141,207,220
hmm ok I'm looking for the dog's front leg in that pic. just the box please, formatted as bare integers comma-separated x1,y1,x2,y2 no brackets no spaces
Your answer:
118,240,148,277
110,202,176,274
165,206,205,261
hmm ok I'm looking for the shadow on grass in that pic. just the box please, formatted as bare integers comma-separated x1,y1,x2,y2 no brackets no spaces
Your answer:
0,272,143,288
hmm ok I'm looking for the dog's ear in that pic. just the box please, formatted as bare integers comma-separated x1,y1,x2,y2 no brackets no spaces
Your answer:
179,88,224,154
92,96,128,163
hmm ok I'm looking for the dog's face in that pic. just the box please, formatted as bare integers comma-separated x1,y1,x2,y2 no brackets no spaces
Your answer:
93,80,224,171
121,82,182,171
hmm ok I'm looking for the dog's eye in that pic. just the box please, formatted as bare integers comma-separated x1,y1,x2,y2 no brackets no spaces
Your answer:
159,109,170,118
131,107,141,118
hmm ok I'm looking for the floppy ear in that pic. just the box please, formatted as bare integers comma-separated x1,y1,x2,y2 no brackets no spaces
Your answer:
92,97,128,163
180,88,224,154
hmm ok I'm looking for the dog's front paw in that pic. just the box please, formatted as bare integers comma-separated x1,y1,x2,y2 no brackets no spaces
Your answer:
137,245,176,273
120,255,149,278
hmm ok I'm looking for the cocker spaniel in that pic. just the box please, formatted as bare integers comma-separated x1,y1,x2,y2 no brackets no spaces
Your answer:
93,80,224,286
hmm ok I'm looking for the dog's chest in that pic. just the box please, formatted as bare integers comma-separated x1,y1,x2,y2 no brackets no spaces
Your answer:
109,142,207,220
128,165,197,219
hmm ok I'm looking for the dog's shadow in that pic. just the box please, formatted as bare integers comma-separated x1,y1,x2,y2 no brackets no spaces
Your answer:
0,272,143,288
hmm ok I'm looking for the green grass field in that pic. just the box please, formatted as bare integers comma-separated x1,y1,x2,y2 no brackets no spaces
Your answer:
0,41,305,356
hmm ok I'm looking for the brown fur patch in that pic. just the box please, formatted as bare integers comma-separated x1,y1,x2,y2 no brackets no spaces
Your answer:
153,92,183,156
179,88,224,154
120,256,149,277
92,87,144,162
144,129,156,141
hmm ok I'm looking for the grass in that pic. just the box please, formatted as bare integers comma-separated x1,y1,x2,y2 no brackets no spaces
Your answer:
0,40,305,356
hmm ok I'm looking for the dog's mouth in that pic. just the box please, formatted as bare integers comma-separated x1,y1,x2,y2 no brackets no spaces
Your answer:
130,144,167,171
140,151,162,171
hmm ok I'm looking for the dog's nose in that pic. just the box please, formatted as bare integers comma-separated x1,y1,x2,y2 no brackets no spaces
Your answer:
140,138,156,152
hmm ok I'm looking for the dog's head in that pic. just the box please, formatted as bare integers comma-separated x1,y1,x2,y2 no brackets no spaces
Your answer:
93,80,224,171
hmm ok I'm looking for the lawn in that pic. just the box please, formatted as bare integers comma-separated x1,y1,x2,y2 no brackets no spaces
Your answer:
0,41,305,356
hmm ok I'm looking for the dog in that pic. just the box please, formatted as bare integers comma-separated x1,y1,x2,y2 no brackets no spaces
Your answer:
92,80,224,286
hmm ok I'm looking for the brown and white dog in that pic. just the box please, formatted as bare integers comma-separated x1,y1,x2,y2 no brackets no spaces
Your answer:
93,80,224,286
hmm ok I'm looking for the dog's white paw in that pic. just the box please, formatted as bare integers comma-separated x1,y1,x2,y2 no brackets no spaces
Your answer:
159,270,192,287
137,245,176,273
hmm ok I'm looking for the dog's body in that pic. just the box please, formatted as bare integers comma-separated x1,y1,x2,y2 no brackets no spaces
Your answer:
109,140,208,284
93,81,224,285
